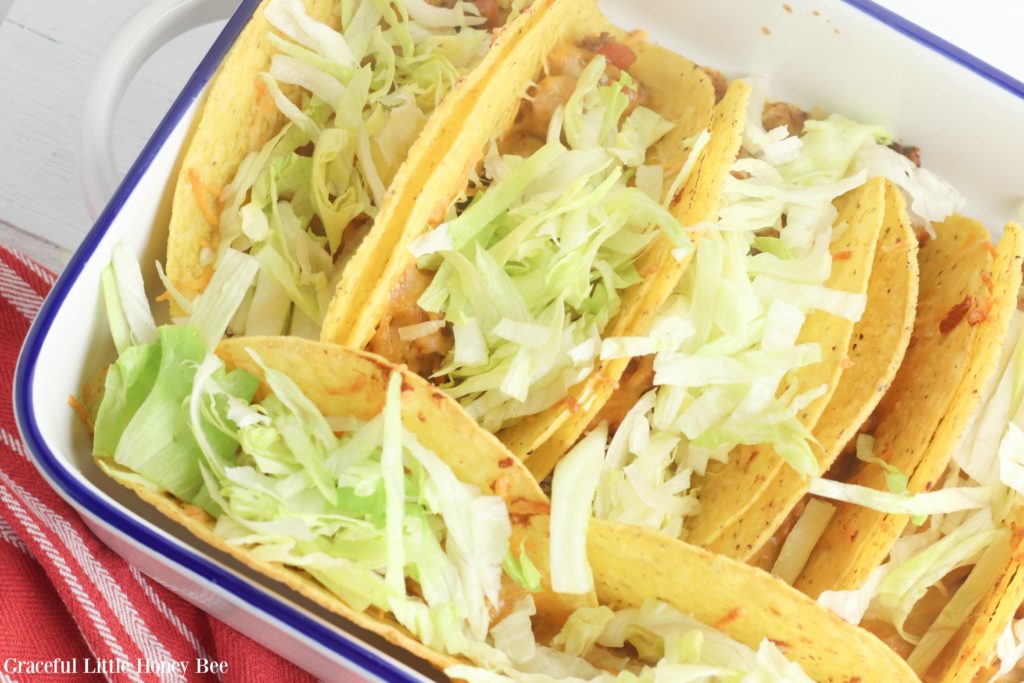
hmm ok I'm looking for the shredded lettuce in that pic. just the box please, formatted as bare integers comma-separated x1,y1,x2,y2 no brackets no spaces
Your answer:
741,77,806,166
954,312,1024,489
95,246,261,501
414,56,683,432
111,243,158,347
96,244,524,660
96,325,259,503
550,423,608,594
855,434,909,495
990,617,1024,680
107,337,519,656
818,565,889,625
100,263,132,355
664,131,711,210
503,544,542,594
245,268,293,336
874,513,1003,642
187,248,260,350
751,277,866,322
817,471,1015,657
854,143,965,223
380,370,407,595
813,315,1024,652
771,498,836,584
807,478,995,515
906,531,1011,674
489,597,541,665
92,340,160,459
815,316,1024,655
552,606,615,658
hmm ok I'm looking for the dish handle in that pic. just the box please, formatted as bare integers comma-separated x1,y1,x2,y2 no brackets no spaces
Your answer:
77,0,238,219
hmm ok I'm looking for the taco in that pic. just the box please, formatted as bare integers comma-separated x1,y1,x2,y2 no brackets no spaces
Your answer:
774,218,1024,682
720,179,920,566
164,0,549,336
317,0,727,461
86,252,916,681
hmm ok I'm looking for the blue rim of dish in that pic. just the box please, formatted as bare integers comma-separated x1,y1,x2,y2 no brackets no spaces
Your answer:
11,2,1024,682
838,0,1024,98
12,1,417,681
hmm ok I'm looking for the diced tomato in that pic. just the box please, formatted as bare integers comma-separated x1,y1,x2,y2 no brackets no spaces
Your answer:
597,40,637,70
939,296,971,334
476,0,501,27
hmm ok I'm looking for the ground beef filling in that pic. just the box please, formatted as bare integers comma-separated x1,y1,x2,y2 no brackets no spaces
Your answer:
700,66,727,104
366,268,453,377
762,100,809,137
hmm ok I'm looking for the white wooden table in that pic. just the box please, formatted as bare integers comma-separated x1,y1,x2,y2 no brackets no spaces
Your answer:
1,0,1022,274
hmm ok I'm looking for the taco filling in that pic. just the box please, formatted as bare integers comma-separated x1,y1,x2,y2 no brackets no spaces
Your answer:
552,79,961,540
368,43,696,432
167,0,530,339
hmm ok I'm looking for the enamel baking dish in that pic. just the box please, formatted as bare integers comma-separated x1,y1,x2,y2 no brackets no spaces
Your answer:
15,1,1024,680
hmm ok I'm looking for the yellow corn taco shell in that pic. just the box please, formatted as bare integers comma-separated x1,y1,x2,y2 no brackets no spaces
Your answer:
683,176,890,549
95,337,916,681
710,180,919,564
796,220,1024,598
320,0,720,465
166,0,551,315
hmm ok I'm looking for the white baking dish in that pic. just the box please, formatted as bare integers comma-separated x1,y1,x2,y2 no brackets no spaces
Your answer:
15,1,1024,680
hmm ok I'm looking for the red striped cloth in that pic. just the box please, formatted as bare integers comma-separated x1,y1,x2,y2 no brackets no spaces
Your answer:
0,245,361,683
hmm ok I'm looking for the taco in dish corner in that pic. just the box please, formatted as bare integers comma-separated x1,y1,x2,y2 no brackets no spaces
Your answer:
779,218,1024,682
165,0,546,337
319,0,731,465
85,246,918,680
